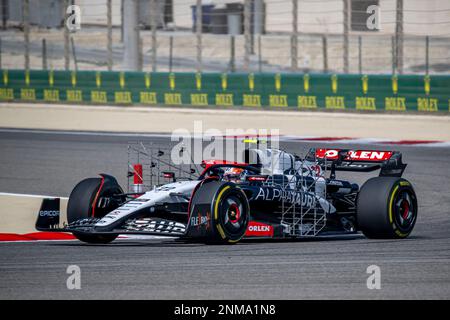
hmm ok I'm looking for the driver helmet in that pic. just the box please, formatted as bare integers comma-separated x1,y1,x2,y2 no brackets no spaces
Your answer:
223,167,246,183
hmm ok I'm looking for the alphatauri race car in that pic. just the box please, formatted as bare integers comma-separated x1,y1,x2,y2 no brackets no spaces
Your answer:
36,144,418,244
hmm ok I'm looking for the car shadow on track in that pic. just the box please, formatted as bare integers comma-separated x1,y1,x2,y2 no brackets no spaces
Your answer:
46,233,368,248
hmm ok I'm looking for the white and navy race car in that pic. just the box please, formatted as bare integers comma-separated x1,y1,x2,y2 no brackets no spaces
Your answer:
36,147,418,244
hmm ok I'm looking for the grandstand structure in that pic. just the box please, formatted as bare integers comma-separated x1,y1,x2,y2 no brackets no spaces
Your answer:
0,0,449,74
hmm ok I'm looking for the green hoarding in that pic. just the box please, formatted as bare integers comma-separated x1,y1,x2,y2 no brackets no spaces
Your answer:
0,69,449,112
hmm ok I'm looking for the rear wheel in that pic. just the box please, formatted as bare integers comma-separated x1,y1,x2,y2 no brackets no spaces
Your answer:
357,177,418,239
67,175,124,244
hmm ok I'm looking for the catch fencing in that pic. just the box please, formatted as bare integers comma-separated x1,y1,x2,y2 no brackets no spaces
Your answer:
0,0,449,75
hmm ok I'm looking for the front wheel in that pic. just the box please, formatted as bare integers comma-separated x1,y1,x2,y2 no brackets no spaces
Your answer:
67,174,124,244
357,177,418,239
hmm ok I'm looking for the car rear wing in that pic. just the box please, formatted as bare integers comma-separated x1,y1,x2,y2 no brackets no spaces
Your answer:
306,148,407,177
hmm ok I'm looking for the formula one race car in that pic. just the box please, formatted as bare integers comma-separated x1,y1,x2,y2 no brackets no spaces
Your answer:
36,143,418,244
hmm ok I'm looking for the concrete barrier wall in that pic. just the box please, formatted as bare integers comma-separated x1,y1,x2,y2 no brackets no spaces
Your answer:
0,194,67,234
0,70,449,112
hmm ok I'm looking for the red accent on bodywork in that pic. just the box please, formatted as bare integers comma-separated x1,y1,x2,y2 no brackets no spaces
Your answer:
187,177,218,222
200,160,248,176
91,175,105,217
187,182,201,221
201,159,248,169
247,175,268,182
315,149,393,162
245,221,274,237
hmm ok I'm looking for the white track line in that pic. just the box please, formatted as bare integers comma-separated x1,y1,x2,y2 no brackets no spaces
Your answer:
0,127,173,138
1,128,450,147
0,192,68,199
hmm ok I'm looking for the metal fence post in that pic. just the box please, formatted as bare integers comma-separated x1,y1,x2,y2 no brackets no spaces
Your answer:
23,0,30,71
71,37,78,71
120,0,124,43
42,38,47,70
291,0,298,70
123,0,140,71
343,0,350,73
107,0,113,71
196,0,202,73
230,35,236,72
258,35,262,73
395,0,403,74
64,0,70,70
244,0,251,71
358,35,362,74
322,35,328,73
150,0,157,72
138,37,143,71
425,35,429,76
391,35,396,75
1,0,7,30
169,36,173,72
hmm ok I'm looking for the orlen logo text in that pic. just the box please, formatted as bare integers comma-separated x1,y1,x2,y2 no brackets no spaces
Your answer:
316,149,392,161
248,225,270,232
245,221,273,237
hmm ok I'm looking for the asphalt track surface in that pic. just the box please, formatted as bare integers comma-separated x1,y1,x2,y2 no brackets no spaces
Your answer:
0,129,449,299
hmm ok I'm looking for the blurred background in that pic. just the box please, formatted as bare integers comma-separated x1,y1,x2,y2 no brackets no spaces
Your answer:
0,0,449,74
